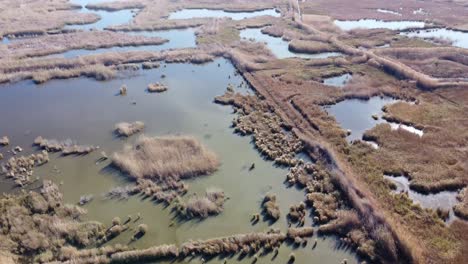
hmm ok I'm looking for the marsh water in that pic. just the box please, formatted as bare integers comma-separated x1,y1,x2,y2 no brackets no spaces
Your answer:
384,175,459,222
0,59,358,263
323,97,398,141
240,28,343,59
402,28,468,48
334,19,425,31
168,8,280,20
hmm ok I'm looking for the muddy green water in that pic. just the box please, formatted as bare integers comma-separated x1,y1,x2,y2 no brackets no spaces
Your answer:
0,59,357,263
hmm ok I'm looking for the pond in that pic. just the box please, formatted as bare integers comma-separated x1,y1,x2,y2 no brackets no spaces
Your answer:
0,59,358,263
168,8,280,20
334,19,425,31
323,97,398,141
240,28,343,59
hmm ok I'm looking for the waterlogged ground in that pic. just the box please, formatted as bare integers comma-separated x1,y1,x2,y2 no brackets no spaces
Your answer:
334,19,425,30
0,59,358,263
240,28,343,59
384,175,459,223
322,73,352,87
168,8,280,20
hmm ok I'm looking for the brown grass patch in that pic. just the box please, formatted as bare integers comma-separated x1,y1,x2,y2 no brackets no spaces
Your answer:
147,83,168,93
114,121,145,137
112,135,219,180
175,188,225,219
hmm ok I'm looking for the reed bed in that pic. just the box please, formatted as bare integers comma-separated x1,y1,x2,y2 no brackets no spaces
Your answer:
112,135,219,180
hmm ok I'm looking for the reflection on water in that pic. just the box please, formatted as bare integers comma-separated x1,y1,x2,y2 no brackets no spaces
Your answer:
334,19,425,31
384,175,459,222
323,97,398,141
240,28,342,59
402,28,468,48
0,59,358,263
322,73,352,87
48,28,197,58
168,8,280,20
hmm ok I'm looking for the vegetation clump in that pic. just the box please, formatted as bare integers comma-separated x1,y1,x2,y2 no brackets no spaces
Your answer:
112,135,219,180
454,187,468,220
147,82,168,93
0,136,9,146
109,136,219,208
33,136,96,155
114,121,145,137
262,193,281,221
119,85,127,96
288,202,306,225
214,89,303,166
1,151,49,186
78,194,94,206
0,180,109,263
174,188,226,219
142,62,160,69
132,224,148,241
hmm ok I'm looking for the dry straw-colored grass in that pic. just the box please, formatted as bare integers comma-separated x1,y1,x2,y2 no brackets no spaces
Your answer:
33,136,97,155
147,83,168,93
175,187,226,218
454,188,468,220
112,135,219,180
262,193,281,221
0,136,9,146
114,121,145,137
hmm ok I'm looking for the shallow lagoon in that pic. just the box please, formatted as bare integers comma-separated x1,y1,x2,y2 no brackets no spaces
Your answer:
0,59,358,263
